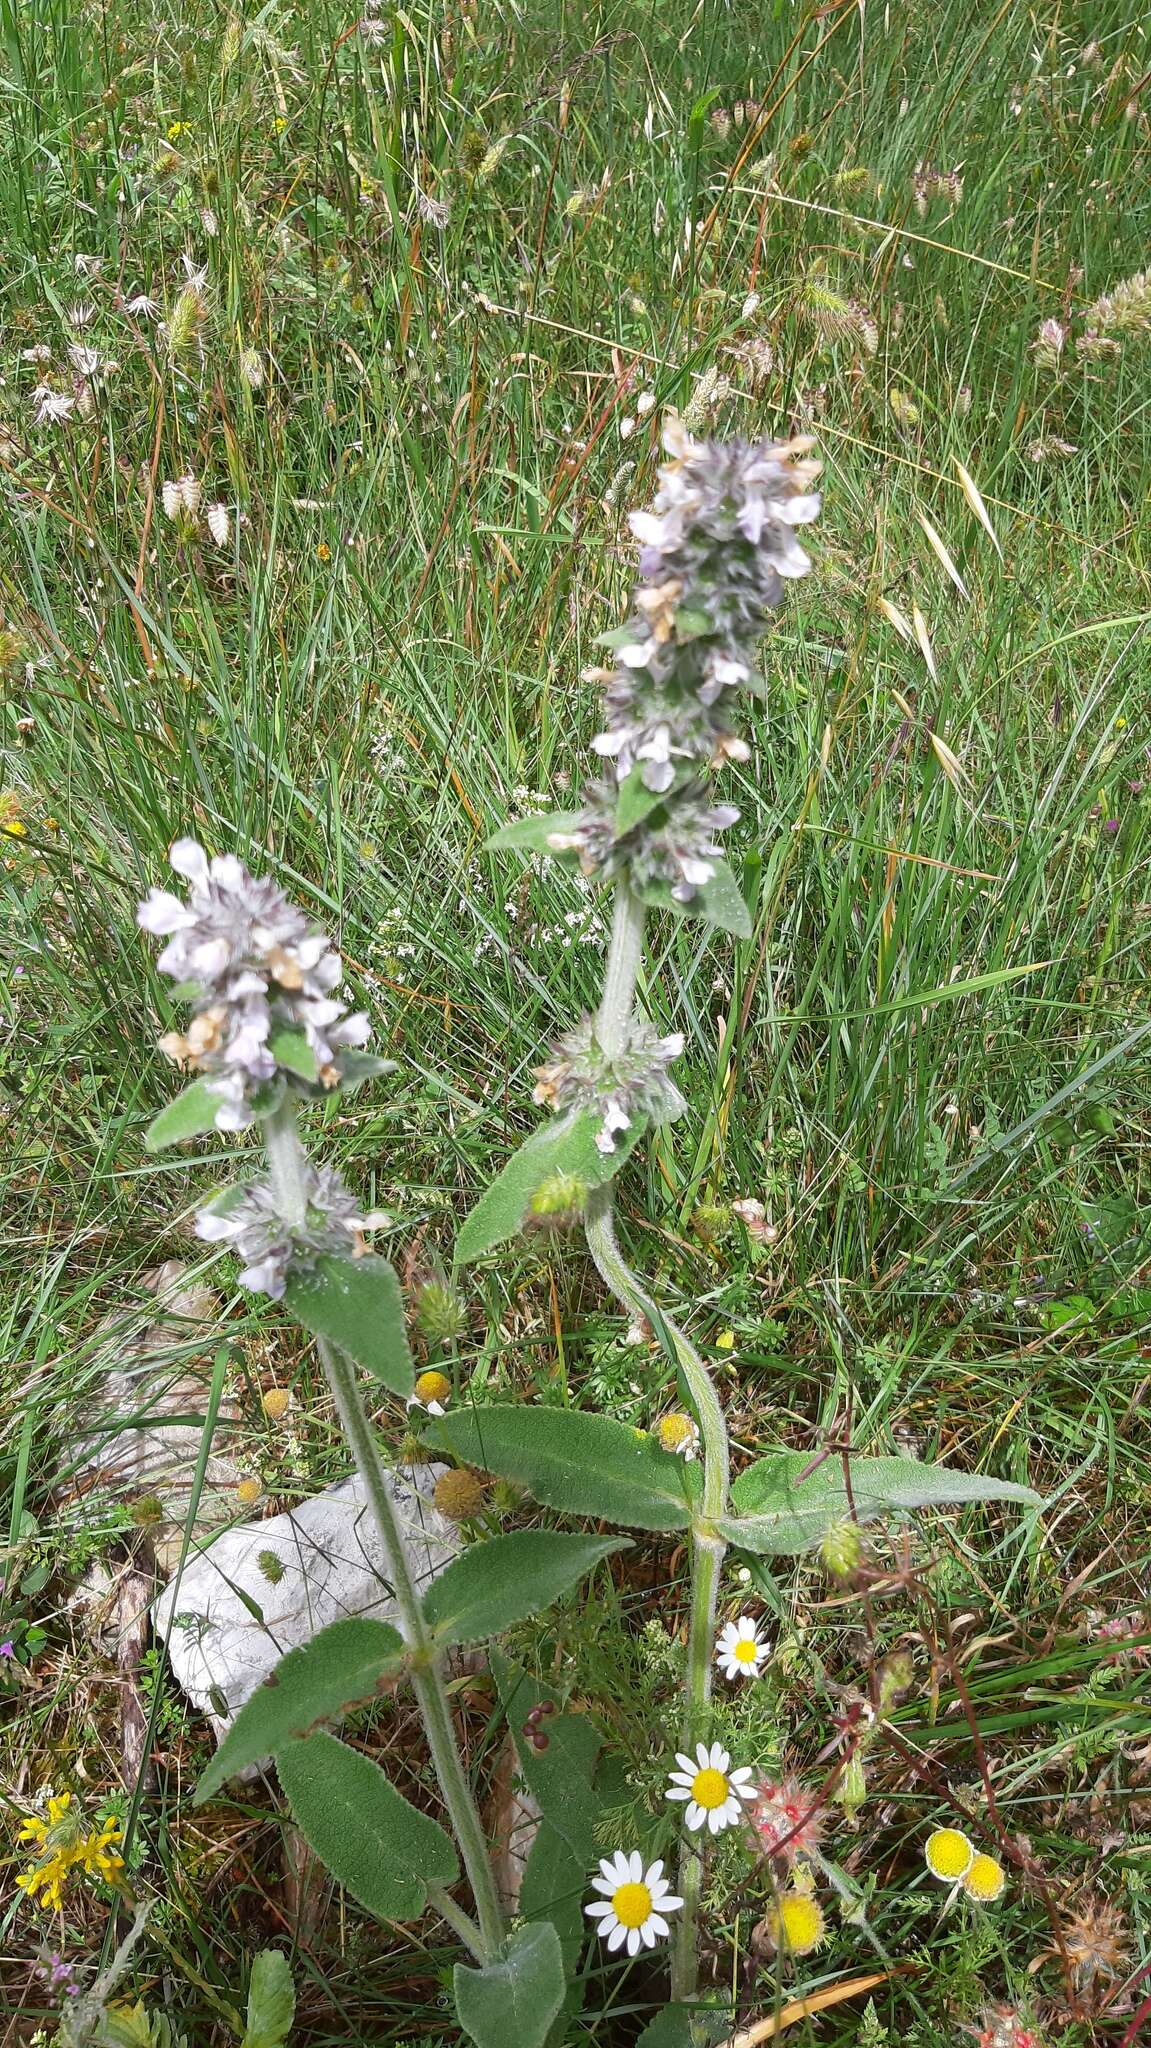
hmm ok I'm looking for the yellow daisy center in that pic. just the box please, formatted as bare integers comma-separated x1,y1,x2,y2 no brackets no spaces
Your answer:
963,1853,1005,1901
925,1827,974,1880
770,1894,825,1954
611,1881,652,1929
656,1414,693,1451
733,1637,758,1664
691,1767,729,1809
416,1370,451,1405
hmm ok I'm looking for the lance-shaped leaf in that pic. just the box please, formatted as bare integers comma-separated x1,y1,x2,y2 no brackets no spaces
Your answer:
423,1530,628,1648
721,1450,1041,1555
639,860,752,939
277,1731,457,1920
428,1404,697,1531
487,813,585,855
284,1253,413,1395
195,1617,407,1802
454,1921,566,2048
267,1024,319,1082
456,1110,647,1265
144,1077,226,1151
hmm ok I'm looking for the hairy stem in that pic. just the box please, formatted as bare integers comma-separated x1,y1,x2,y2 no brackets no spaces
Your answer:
583,885,731,1999
595,883,646,1056
262,1102,506,1962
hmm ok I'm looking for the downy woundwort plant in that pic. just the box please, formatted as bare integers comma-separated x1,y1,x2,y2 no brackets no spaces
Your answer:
136,430,1039,2041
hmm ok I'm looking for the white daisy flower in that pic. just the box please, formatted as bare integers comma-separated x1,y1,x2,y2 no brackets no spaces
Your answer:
666,1742,755,1835
584,1852,683,1957
715,1614,769,1681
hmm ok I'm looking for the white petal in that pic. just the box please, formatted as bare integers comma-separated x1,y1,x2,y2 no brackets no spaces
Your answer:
666,1786,690,1802
646,1861,664,1884
585,1902,615,1920
627,1851,643,1882
590,1877,616,1897
627,1928,642,1958
674,1753,695,1774
607,1922,628,1952
660,1895,684,1913
708,1808,725,1835
169,838,208,882
685,1804,705,1831
194,1210,239,1243
695,1743,711,1768
640,1922,657,1949
647,1914,669,1939
137,888,191,935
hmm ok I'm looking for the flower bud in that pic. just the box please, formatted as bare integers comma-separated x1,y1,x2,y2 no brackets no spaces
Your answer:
414,1282,466,1345
261,1387,290,1422
257,1549,285,1584
526,1170,589,1230
819,1517,863,1579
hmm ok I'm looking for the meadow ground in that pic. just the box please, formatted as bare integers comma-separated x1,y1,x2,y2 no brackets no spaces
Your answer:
1,0,1151,2041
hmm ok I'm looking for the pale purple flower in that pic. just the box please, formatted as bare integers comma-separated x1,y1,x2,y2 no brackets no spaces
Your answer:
137,841,370,1129
532,1015,686,1152
196,1162,369,1299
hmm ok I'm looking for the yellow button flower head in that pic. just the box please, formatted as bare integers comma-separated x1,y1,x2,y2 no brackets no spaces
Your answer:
410,1369,452,1416
655,1412,700,1459
963,1852,1006,1903
925,1827,975,1883
764,1892,826,1956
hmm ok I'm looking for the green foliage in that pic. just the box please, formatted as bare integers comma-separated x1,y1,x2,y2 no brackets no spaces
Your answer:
454,1922,566,2048
266,1025,318,1081
284,1255,413,1395
422,1530,628,1646
276,1732,458,1920
486,813,584,854
428,1404,697,1529
195,1618,407,1803
240,1953,295,2048
722,1451,1040,1554
456,1111,647,1264
143,1079,224,1151
638,859,753,938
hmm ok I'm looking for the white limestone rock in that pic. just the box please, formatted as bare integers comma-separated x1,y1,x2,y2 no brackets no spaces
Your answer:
154,1463,460,1736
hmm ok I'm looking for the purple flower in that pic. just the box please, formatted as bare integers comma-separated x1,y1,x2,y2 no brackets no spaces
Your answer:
0,1641,15,1657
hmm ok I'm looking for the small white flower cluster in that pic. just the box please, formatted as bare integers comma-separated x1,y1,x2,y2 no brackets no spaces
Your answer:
196,1163,369,1299
137,839,370,1130
532,1014,686,1154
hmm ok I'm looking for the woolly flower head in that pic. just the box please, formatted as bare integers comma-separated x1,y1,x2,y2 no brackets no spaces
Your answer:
549,782,741,907
138,840,370,1130
580,425,820,792
751,1776,822,1864
532,1014,686,1153
195,1163,370,1300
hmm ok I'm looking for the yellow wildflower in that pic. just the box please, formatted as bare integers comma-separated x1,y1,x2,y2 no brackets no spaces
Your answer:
963,1852,1006,1903
925,1826,974,1882
714,1329,735,1352
15,1793,124,1909
763,1891,826,1955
